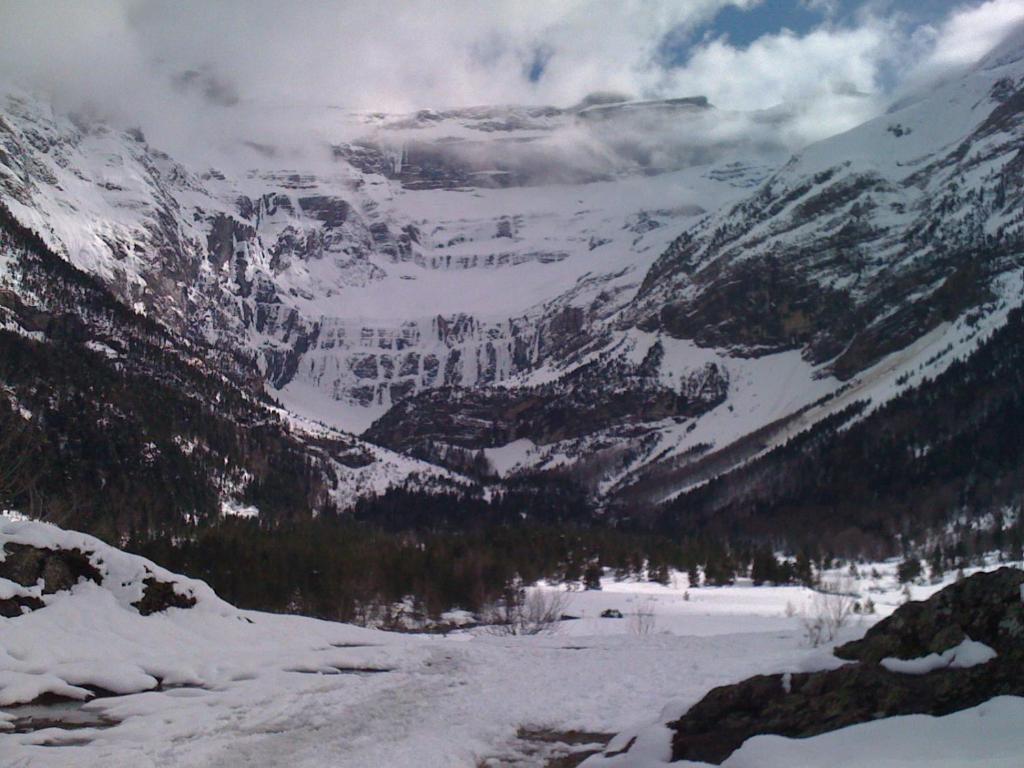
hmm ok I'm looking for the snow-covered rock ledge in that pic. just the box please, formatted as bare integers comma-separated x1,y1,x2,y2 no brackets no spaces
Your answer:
0,519,226,622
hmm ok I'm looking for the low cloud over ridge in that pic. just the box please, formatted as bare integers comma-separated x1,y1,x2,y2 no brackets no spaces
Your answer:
1,0,1021,166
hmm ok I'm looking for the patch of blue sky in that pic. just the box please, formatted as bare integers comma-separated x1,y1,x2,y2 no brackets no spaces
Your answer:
660,0,973,67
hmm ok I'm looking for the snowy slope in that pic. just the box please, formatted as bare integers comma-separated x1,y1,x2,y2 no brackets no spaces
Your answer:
577,27,1024,503
3,519,1021,767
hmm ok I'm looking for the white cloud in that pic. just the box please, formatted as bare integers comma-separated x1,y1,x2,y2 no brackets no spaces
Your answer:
0,1,756,112
660,22,894,143
0,0,762,164
913,0,1024,75
0,0,1021,165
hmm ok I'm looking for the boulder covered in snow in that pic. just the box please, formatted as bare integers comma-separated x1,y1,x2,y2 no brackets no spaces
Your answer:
660,567,1024,765
0,519,222,619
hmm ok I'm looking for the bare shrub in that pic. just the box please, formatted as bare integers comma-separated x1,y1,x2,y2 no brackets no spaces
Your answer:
484,583,570,636
802,578,857,647
630,597,657,636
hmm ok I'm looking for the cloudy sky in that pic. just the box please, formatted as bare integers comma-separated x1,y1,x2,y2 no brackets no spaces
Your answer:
1,0,1022,161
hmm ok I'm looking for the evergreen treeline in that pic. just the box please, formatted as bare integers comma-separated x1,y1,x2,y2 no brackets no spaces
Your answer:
350,477,593,530
129,497,764,623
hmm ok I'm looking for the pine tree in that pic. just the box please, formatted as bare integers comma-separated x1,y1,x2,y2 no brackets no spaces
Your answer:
928,546,945,582
898,556,923,583
583,562,603,591
794,552,815,587
647,560,671,586
704,550,735,587
751,547,780,586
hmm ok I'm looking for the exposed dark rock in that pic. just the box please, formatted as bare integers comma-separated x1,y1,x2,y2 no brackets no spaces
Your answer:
334,448,377,469
443,349,463,386
297,196,350,228
0,287,54,332
366,353,729,456
263,322,319,389
422,354,440,385
348,384,376,407
0,594,45,617
0,543,102,594
398,352,420,377
664,568,1024,765
651,257,857,360
670,653,1024,765
835,567,1024,662
349,353,379,380
132,576,197,616
379,355,394,380
206,213,254,269
389,379,416,403
830,259,994,380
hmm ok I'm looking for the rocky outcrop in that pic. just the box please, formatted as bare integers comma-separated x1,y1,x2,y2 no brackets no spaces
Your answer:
0,542,103,616
365,356,728,453
0,542,198,617
644,256,857,360
132,575,198,616
835,567,1024,663
670,651,1024,765
0,542,102,593
662,568,1024,765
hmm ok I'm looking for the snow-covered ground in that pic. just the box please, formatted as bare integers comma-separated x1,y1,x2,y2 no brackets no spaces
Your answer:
1,518,1021,767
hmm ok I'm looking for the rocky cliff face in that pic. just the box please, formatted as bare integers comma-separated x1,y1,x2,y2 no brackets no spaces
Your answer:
365,349,729,455
2,29,1024,511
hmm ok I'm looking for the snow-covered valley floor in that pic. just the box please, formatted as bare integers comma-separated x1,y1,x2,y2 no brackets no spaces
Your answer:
2,519,1022,768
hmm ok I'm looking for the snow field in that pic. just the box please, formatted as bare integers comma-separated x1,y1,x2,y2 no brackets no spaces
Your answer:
4,518,1021,766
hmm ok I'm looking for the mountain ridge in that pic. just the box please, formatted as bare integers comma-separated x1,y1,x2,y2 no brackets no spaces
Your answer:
2,30,1023,528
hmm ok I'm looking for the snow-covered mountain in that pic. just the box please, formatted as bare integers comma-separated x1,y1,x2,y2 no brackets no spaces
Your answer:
0,89,774,437
2,25,1024,517
365,28,1024,505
